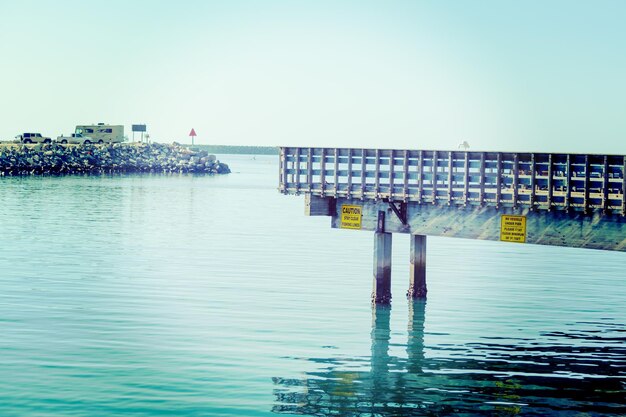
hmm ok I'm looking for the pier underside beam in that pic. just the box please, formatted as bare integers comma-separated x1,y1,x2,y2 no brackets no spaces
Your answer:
322,196,626,252
372,232,392,304
408,235,427,299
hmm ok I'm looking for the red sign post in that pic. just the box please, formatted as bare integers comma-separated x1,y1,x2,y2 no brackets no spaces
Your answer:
189,128,197,146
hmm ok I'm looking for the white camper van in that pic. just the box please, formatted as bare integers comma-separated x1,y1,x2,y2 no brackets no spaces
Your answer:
75,123,124,144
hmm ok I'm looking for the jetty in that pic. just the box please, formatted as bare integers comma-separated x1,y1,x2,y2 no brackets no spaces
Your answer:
0,142,230,175
279,147,626,303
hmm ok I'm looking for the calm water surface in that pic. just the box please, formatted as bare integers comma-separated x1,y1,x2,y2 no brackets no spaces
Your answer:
0,154,624,416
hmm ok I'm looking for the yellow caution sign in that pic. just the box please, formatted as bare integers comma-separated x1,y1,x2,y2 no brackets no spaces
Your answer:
500,215,527,243
340,205,362,229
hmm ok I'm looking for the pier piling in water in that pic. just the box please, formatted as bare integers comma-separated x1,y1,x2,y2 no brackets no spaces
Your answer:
372,232,393,304
408,235,427,299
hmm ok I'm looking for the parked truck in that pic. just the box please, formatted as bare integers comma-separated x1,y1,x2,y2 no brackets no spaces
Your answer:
55,133,94,144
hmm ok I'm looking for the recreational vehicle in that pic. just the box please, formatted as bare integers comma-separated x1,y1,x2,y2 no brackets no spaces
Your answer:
75,123,124,143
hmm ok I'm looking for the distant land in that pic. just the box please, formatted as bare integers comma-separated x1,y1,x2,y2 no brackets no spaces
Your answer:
189,145,277,155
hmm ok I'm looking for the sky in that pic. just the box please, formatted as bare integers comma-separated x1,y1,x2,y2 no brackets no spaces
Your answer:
1,0,625,153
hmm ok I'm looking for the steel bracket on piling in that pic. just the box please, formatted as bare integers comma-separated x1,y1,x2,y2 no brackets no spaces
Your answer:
385,200,407,225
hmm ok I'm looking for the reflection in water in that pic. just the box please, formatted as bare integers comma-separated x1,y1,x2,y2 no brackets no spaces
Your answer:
272,302,625,416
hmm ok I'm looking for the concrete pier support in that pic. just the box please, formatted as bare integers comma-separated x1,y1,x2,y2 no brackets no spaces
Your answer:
372,232,393,304
407,235,427,299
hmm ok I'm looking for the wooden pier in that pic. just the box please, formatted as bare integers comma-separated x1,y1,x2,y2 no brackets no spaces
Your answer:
279,147,626,303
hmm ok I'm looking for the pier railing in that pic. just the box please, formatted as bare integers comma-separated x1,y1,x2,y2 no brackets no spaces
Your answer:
279,147,626,215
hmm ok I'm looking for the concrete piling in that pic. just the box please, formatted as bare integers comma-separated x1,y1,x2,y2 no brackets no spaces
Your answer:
372,232,392,304
407,235,427,299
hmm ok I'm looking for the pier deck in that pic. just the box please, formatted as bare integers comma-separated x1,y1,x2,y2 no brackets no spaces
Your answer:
280,148,626,214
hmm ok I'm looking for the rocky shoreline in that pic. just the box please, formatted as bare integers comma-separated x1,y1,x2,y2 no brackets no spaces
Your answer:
0,142,231,176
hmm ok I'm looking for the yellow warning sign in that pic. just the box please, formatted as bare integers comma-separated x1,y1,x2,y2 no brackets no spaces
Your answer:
500,215,527,243
340,205,362,229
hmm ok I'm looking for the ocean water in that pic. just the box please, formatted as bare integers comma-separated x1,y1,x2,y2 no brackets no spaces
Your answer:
0,154,624,417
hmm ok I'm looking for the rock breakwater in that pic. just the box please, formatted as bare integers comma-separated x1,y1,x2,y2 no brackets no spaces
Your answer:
0,142,231,175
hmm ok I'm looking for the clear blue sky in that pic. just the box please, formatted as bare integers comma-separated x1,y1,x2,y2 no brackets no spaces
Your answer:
1,0,624,153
